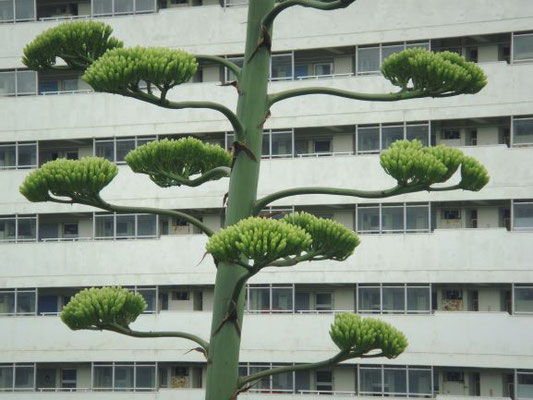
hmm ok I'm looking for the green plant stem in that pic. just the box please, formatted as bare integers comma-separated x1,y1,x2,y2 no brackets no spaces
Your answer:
252,183,461,215
195,55,241,79
239,350,385,388
268,87,428,108
263,0,356,28
100,322,209,351
205,2,275,399
49,194,215,236
155,166,231,187
121,89,244,139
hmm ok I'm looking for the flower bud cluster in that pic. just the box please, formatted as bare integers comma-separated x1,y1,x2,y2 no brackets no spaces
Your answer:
380,140,489,190
330,313,408,359
19,157,118,203
23,21,123,71
61,287,146,330
381,48,487,96
125,137,232,187
206,217,312,267
282,212,360,261
83,47,197,93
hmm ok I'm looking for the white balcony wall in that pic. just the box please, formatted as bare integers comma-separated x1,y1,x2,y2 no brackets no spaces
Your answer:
1,0,533,68
1,63,532,142
0,312,532,369
1,229,533,288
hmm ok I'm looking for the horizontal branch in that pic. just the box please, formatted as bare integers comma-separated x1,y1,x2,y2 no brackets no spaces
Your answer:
263,0,356,28
252,183,461,215
121,89,244,138
268,87,429,108
100,322,209,351
195,54,241,80
156,166,231,187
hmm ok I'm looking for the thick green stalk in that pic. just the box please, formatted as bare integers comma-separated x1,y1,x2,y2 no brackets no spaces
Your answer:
204,2,274,400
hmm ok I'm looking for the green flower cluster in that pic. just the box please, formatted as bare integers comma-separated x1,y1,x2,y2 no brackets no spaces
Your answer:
380,140,489,191
83,46,197,93
23,21,123,71
19,157,118,203
330,313,408,359
61,287,146,330
125,137,232,187
206,217,312,267
381,48,487,96
282,212,360,261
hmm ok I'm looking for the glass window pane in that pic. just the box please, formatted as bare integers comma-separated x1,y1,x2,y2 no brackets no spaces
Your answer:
314,63,332,76
382,287,405,312
93,366,113,389
18,144,36,168
409,369,432,395
16,71,36,95
360,368,382,393
384,368,407,394
271,54,292,80
114,365,134,390
116,139,135,162
382,206,404,232
358,207,379,232
137,288,156,312
0,292,15,314
295,370,310,391
137,215,156,237
249,288,269,312
271,131,292,157
358,287,380,312
0,219,16,241
514,203,533,229
15,366,34,389
382,44,404,61
17,291,36,314
226,57,244,82
515,287,533,313
136,137,156,147
315,293,332,310
406,206,429,231
513,34,533,62
135,0,154,12
0,71,16,96
116,215,135,238
314,139,331,153
407,287,430,311
358,127,379,153
272,368,293,391
0,366,13,389
262,133,270,157
95,141,114,161
0,145,16,168
15,0,34,20
513,118,533,145
272,288,293,312
406,125,429,146
95,215,114,238
518,373,533,399
18,218,36,241
136,366,155,389
114,0,133,13
358,47,380,74
0,0,14,21
382,126,404,150
406,42,430,50
93,0,112,14
249,366,270,389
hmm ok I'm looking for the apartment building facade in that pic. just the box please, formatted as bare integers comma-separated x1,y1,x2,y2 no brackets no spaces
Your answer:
1,0,533,399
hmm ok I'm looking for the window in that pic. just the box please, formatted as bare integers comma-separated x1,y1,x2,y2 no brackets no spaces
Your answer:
61,369,77,389
92,0,156,16
314,63,333,76
94,213,158,239
0,70,37,96
513,117,533,146
517,371,533,400
314,140,331,154
441,129,461,140
15,364,35,391
93,363,156,391
316,370,332,392
0,365,14,390
63,223,79,238
513,33,533,63
172,291,190,301
94,137,156,163
0,142,37,169
136,287,157,313
357,284,431,314
359,366,432,397
315,293,332,311
269,130,293,158
246,285,294,313
443,289,462,300
358,204,429,234
271,54,293,81
357,126,380,153
513,201,533,230
381,205,404,232
406,124,430,146
356,122,429,154
225,56,244,82
0,215,37,243
442,209,461,220
444,371,464,382
0,289,36,316
514,286,533,314
0,0,35,23
358,47,380,74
